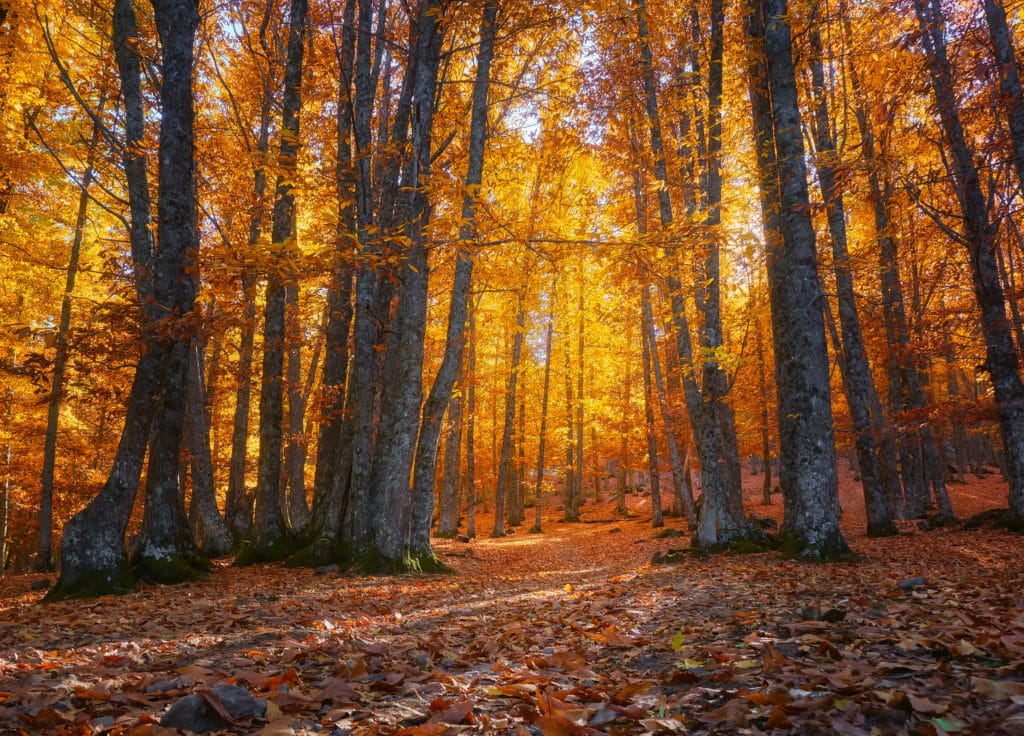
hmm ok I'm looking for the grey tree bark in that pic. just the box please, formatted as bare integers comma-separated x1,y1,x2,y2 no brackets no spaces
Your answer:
243,0,309,564
185,339,233,557
492,291,525,538
409,0,496,558
747,0,849,559
806,15,896,536
640,311,663,528
436,369,465,538
914,0,1024,527
50,0,203,598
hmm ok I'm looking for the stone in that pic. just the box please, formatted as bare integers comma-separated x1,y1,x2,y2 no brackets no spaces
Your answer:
160,684,266,733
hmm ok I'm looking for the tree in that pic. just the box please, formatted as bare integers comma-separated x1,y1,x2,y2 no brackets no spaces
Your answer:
746,0,849,560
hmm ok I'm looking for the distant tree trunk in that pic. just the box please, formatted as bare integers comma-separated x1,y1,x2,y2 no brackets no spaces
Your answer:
747,0,848,559
531,318,554,533
466,300,478,539
806,15,895,536
509,389,527,525
185,339,233,557
915,0,1024,526
616,341,631,515
640,312,663,528
36,122,99,572
244,0,309,564
436,368,464,537
574,287,585,511
225,273,258,537
754,303,773,506
409,0,496,557
563,339,578,521
493,291,524,537
642,286,696,527
283,283,309,530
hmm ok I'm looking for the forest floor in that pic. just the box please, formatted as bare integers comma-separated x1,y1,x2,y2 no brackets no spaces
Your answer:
1,468,1023,735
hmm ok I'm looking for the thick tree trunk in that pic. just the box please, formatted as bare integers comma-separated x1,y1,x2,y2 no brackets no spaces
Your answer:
409,0,496,556
50,0,202,598
132,0,205,583
807,17,895,536
492,292,525,537
244,0,309,564
366,0,446,568
748,0,848,559
984,0,1024,191
915,0,1024,527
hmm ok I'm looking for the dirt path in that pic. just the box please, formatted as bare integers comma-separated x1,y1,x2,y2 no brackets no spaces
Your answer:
0,472,1022,734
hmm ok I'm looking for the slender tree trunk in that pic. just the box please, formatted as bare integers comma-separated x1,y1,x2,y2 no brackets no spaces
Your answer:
640,312,663,528
915,0,1024,526
643,286,696,527
409,0,496,557
563,337,578,521
36,122,99,572
747,0,848,559
807,16,895,536
633,0,744,545
574,286,585,512
754,304,773,505
185,339,233,557
284,283,309,530
226,273,258,537
617,343,631,514
436,367,464,537
530,318,554,533
493,291,525,537
245,0,309,563
466,299,478,539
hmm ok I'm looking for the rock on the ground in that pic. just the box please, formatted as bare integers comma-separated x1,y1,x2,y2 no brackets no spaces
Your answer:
160,684,266,733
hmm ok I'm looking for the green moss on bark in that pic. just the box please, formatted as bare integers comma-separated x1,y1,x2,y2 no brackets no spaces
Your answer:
43,562,134,602
774,529,859,562
132,551,209,584
234,530,302,567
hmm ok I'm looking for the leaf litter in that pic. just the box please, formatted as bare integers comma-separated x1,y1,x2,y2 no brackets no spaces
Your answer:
0,469,1022,735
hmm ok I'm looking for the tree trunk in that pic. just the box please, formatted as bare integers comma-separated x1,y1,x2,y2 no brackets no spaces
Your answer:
492,291,525,537
640,311,663,528
806,15,895,536
225,273,258,538
36,121,99,572
185,339,233,557
283,282,309,530
132,0,205,583
409,0,496,556
984,0,1024,192
531,318,554,533
754,303,773,506
915,0,1024,527
244,0,309,564
466,299,478,539
748,0,848,559
562,336,578,522
366,0,446,568
436,369,464,537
